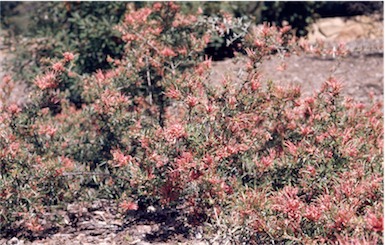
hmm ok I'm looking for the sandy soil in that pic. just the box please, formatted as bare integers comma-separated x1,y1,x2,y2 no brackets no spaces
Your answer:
210,38,383,105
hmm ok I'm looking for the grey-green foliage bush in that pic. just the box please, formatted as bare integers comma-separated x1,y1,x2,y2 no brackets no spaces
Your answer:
172,2,321,60
180,2,383,37
178,2,323,36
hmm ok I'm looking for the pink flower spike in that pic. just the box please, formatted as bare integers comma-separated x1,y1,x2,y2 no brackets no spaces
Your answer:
366,211,383,232
160,47,177,57
186,95,199,108
120,200,138,211
7,104,21,114
63,52,75,62
52,62,65,72
34,71,58,90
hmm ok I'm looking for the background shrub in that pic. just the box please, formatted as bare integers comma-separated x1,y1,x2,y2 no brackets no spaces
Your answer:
1,2,126,82
2,2,383,86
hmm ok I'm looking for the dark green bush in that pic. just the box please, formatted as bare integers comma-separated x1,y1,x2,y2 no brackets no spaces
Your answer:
2,2,127,81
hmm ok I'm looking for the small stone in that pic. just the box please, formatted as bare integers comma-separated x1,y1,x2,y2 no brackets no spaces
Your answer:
195,227,204,239
135,225,152,235
146,206,156,213
135,242,151,245
7,237,23,245
192,242,207,245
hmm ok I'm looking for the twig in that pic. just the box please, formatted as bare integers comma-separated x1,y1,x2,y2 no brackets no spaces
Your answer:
61,171,131,182
145,56,153,105
130,30,178,74
131,29,160,53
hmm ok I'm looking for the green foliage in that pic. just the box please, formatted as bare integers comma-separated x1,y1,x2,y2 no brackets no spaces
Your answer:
259,2,323,36
3,2,126,83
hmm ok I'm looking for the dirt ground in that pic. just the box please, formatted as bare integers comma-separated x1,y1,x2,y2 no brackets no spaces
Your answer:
210,38,383,105
1,200,206,245
0,15,383,245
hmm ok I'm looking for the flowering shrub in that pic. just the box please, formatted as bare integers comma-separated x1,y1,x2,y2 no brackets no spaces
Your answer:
135,64,383,243
0,2,382,243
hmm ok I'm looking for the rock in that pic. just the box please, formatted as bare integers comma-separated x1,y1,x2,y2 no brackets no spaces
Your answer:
7,237,24,245
134,225,153,235
307,15,383,43
135,241,151,245
191,241,207,245
194,226,204,239
67,203,88,215
317,17,346,37
146,205,156,213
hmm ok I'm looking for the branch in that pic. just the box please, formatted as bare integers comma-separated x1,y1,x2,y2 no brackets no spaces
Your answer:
61,171,131,182
145,56,153,105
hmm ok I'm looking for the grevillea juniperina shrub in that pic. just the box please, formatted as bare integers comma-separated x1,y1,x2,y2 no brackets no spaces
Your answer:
0,2,383,243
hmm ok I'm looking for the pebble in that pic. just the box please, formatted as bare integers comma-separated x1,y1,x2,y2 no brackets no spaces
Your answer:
7,237,24,245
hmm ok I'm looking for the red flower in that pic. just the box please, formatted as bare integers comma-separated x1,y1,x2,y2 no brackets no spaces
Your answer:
8,142,20,157
111,149,133,167
60,156,75,171
366,211,383,232
2,74,12,84
202,154,214,168
221,182,233,195
333,205,355,230
165,88,182,100
284,141,298,157
120,200,138,211
96,89,130,114
254,39,264,48
300,126,313,136
228,96,237,109
63,52,75,62
177,46,188,55
153,2,162,11
175,151,193,169
250,79,261,91
7,104,21,114
168,2,180,11
160,47,177,57
304,205,322,221
34,71,58,90
25,217,44,232
124,8,152,25
52,62,65,72
38,124,57,138
321,77,343,95
257,149,276,170
164,123,187,142
305,165,316,176
186,95,199,108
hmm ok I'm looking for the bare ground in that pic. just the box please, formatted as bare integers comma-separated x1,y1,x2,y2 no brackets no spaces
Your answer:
210,38,383,105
